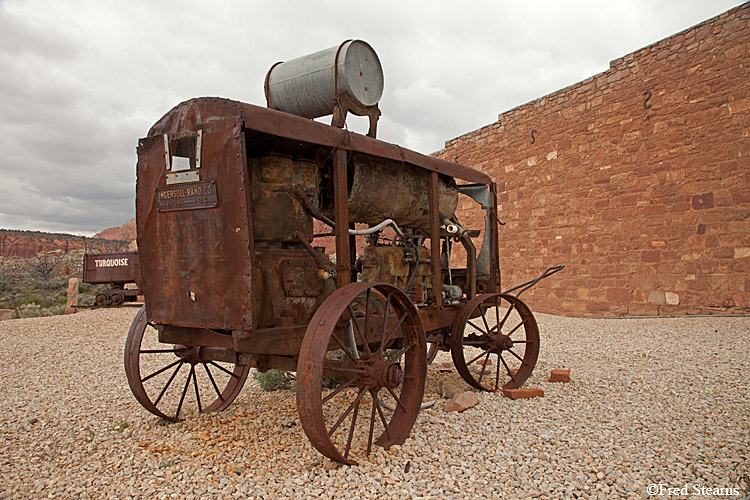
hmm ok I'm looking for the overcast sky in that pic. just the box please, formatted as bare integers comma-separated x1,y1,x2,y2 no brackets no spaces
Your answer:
0,0,742,235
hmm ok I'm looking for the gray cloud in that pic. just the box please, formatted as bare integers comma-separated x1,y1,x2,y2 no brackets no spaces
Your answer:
0,0,741,234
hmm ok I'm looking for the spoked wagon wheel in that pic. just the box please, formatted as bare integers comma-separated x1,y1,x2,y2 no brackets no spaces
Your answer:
124,306,249,421
297,282,427,465
451,293,539,392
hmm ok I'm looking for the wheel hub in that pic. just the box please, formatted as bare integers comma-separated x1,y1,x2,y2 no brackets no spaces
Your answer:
352,356,403,390
384,363,403,388
491,334,514,352
174,344,201,365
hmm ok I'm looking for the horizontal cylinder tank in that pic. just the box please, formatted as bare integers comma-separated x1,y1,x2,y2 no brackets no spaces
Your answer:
322,154,459,230
265,40,384,119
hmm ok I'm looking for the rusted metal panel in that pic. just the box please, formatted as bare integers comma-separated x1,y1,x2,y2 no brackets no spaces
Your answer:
83,252,139,284
282,258,324,297
137,116,254,331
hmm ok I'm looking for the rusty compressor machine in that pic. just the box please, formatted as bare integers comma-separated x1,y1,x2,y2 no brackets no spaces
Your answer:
125,40,561,464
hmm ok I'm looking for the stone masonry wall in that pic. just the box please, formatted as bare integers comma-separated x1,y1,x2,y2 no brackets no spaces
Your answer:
436,5,750,317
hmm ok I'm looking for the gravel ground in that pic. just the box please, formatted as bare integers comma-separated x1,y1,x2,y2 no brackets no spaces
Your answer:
0,307,748,499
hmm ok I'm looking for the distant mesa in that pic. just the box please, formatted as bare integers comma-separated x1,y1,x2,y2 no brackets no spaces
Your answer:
0,218,136,258
94,218,136,242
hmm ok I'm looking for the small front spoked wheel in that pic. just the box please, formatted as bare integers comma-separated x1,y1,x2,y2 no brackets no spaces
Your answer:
451,293,539,391
124,306,249,421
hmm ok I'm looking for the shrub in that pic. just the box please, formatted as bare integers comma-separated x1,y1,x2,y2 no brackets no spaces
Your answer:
252,369,295,392
47,304,65,316
29,252,61,283
38,276,68,291
17,294,49,308
17,304,43,318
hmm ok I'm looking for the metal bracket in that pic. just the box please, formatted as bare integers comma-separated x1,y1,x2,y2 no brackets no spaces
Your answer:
502,265,565,298
163,134,170,170
195,129,203,169
331,92,381,138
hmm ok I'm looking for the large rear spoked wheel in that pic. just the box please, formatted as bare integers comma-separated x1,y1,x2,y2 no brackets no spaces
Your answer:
124,306,249,421
297,283,427,465
451,293,539,391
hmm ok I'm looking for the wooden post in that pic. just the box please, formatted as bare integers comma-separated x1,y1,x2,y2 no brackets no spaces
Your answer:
64,278,79,315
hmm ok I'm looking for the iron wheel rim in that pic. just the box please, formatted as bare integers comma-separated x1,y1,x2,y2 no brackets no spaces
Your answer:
296,283,427,465
124,306,249,421
450,293,539,391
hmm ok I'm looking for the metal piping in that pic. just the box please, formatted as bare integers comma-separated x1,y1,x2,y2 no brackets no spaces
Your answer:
293,188,405,238
405,242,421,292
291,188,335,228
439,216,476,298
347,218,405,238
294,231,335,279
459,234,477,300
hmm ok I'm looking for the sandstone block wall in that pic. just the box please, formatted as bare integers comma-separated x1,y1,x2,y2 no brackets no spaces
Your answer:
436,5,749,316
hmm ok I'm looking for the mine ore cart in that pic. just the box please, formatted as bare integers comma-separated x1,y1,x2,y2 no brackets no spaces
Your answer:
83,251,140,306
126,41,560,464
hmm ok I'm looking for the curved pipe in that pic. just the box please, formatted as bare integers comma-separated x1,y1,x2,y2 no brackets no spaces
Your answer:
292,187,404,239
443,218,477,300
347,218,404,238
291,188,335,228
294,231,335,278
459,234,477,300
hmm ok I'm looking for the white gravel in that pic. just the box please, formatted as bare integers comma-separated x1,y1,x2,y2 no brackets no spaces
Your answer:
0,307,748,499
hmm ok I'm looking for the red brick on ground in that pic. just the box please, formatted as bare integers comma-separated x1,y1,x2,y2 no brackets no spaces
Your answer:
549,369,571,382
502,388,544,399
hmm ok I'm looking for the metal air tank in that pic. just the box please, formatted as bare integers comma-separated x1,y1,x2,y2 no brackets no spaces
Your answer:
265,40,384,119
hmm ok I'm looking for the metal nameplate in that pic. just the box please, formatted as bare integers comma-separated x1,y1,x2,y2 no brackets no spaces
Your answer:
156,180,218,212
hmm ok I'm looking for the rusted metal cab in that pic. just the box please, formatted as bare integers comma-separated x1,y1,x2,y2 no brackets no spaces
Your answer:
82,251,140,306
127,97,541,465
